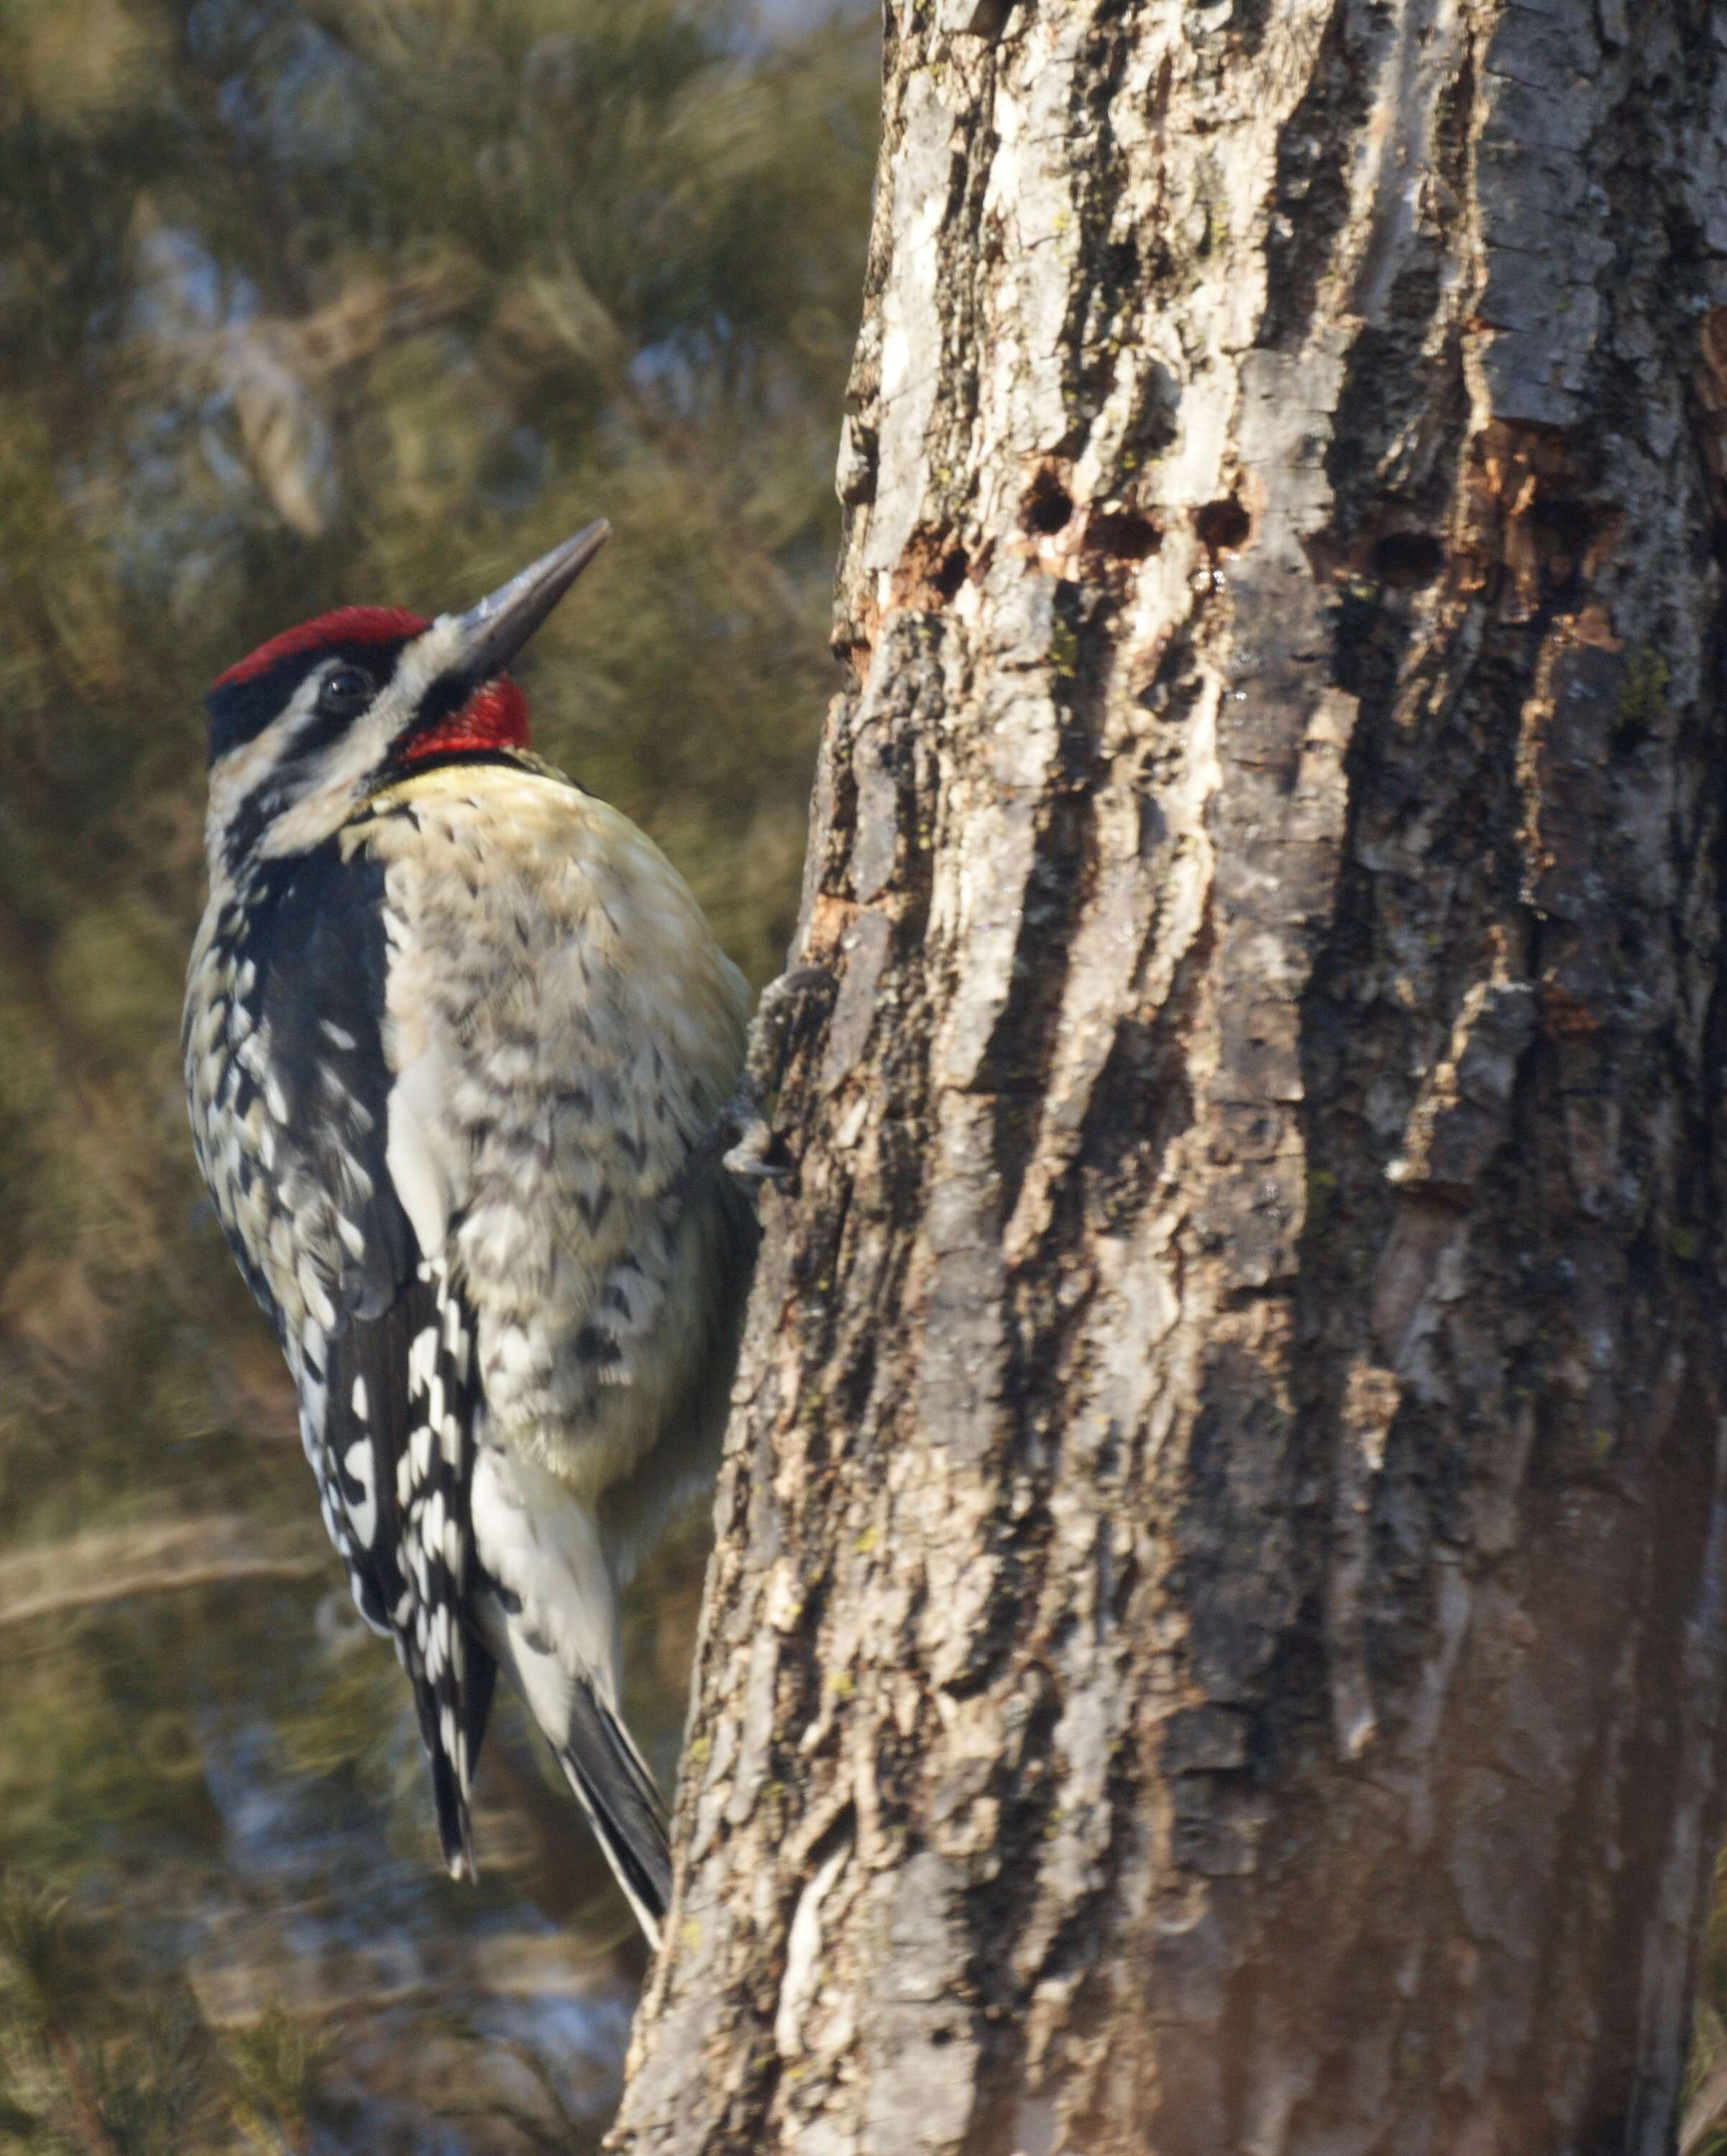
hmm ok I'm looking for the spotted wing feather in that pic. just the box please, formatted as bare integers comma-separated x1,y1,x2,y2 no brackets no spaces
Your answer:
239,840,495,1873
325,1265,495,1876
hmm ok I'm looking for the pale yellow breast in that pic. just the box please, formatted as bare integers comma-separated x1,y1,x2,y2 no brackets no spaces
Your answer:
342,759,751,1484
348,763,746,1103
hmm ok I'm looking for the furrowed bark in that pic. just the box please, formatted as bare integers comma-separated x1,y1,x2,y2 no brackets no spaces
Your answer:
610,3,1727,2150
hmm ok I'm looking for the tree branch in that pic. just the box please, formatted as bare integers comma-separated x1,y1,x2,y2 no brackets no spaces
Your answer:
0,1519,324,1631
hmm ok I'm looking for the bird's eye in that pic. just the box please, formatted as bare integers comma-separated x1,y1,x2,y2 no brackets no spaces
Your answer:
319,666,373,717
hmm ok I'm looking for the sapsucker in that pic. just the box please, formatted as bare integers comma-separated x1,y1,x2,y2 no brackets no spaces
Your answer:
182,524,756,1943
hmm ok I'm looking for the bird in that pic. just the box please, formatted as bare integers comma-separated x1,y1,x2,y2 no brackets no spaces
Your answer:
182,522,756,1945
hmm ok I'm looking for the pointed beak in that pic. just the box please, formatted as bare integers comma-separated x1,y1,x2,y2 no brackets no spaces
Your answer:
446,520,610,681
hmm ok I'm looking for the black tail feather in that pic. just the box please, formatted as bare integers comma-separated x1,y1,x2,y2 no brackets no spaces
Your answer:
557,1684,671,1945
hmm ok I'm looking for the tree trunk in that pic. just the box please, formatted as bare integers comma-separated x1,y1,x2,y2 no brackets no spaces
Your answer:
608,3,1727,2150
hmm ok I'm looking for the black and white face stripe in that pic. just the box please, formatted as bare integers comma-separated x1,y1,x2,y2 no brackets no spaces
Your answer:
203,613,480,870
206,633,418,767
201,528,608,874
209,658,386,867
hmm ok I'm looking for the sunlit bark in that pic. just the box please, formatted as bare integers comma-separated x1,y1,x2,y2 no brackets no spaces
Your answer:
613,3,1727,2150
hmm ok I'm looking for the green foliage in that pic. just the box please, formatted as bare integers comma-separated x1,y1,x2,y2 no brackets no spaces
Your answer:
0,0,874,2146
223,2004,325,2154
0,1876,73,2014
0,1876,218,2154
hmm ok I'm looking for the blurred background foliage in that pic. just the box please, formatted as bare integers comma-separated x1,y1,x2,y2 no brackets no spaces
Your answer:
0,0,874,2144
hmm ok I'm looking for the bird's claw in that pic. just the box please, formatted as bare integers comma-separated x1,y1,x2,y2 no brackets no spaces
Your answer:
720,1100,788,1182
720,964,833,1187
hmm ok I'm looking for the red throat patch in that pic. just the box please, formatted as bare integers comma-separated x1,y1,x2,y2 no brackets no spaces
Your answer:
401,677,531,763
212,606,429,689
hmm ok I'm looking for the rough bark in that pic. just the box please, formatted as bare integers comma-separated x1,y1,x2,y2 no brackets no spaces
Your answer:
609,3,1727,2151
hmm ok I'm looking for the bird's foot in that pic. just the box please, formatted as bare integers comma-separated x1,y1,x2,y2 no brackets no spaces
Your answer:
719,1077,782,1182
720,965,833,1184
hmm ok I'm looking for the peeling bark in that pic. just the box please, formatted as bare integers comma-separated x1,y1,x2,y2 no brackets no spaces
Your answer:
609,3,1727,2151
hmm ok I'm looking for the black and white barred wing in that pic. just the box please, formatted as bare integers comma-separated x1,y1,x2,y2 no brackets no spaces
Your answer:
320,1264,495,1878
255,841,497,1877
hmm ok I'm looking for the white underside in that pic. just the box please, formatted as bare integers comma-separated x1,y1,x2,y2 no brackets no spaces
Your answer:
469,1440,621,1736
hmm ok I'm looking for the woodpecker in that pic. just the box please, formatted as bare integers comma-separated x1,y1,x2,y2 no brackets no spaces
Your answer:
183,523,756,1944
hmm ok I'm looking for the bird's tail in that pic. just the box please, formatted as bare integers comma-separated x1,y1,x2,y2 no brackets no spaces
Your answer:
470,1452,674,1944
554,1681,672,1947
469,1573,672,1945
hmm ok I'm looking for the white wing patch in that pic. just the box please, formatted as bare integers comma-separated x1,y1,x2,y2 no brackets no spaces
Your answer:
342,1438,377,1546
385,1051,461,1259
